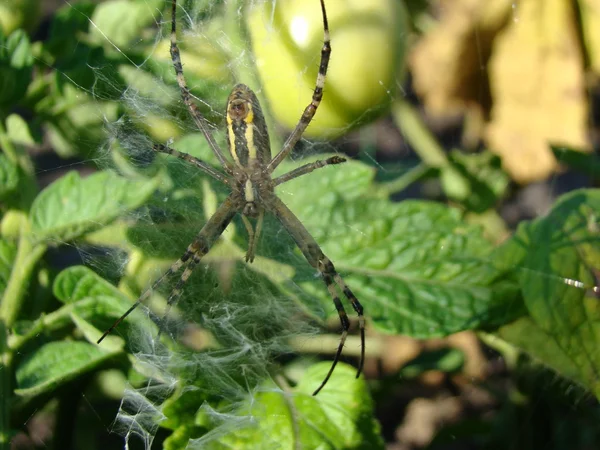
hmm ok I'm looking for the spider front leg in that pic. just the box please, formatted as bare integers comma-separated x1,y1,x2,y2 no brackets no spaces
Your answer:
169,0,233,173
97,195,239,343
267,0,331,173
266,195,365,396
152,143,229,185
272,156,346,187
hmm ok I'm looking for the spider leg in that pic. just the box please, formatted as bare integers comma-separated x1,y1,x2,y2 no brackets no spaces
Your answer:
170,0,232,173
267,0,331,173
314,273,350,396
97,257,184,343
332,274,365,376
153,144,229,185
156,255,199,338
241,210,264,263
97,194,239,344
273,156,346,187
266,195,365,395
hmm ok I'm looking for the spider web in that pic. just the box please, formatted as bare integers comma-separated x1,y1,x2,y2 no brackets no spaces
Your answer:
36,0,600,448
77,1,368,448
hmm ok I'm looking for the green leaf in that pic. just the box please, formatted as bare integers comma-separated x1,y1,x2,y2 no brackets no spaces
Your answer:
279,172,520,337
5,113,35,146
276,156,377,205
552,145,600,179
30,171,159,243
53,265,125,304
52,266,156,345
496,189,600,397
162,388,208,431
89,0,165,48
46,2,127,101
0,153,19,198
200,362,382,449
47,1,96,58
122,154,519,340
2,28,34,68
124,134,229,258
43,83,120,159
15,341,117,397
71,310,124,348
446,150,509,212
0,238,17,296
0,29,33,106
164,425,204,450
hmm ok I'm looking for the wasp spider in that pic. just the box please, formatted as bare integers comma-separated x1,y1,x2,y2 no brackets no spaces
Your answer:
98,0,365,396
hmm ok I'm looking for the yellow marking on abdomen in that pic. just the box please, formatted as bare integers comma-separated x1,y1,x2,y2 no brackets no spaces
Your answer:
244,179,255,202
226,114,241,165
244,107,257,161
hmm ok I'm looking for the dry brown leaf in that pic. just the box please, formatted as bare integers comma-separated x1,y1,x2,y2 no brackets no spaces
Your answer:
396,397,462,447
486,0,589,183
409,0,513,116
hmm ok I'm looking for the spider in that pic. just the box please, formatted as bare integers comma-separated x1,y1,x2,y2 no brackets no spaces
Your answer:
97,0,365,396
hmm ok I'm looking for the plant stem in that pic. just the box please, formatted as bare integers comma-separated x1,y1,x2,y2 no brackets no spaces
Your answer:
477,331,520,369
0,232,46,328
0,321,11,450
391,99,471,201
391,100,449,169
289,334,384,358
379,162,432,196
0,117,18,164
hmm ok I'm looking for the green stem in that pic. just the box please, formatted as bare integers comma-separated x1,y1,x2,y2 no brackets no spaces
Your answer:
391,99,471,201
0,233,46,328
477,331,520,369
0,321,11,449
379,162,432,196
391,100,449,169
289,334,384,358
0,117,18,164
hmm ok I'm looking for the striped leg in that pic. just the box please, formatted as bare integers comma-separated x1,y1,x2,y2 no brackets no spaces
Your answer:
156,252,201,338
266,195,365,396
267,0,331,173
97,256,185,343
152,144,229,185
273,156,346,187
313,272,351,396
332,274,365,375
169,0,232,173
97,195,239,344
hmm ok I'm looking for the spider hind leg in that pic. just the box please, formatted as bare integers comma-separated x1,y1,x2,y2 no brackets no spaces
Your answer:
97,195,239,343
312,256,365,396
312,272,350,396
267,195,365,395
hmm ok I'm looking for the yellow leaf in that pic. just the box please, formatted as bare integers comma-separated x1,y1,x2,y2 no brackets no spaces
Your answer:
409,0,513,116
486,0,589,183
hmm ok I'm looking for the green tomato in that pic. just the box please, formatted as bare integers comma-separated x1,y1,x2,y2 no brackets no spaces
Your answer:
0,0,41,35
247,0,408,139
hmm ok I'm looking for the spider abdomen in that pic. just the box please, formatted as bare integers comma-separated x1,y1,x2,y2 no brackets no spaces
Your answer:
226,84,271,167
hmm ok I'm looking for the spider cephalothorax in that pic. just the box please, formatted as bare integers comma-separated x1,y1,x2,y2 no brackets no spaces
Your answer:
98,0,364,396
